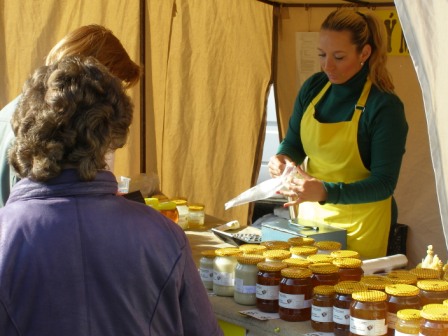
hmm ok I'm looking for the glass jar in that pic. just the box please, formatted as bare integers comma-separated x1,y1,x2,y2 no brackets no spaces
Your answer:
394,309,421,336
350,290,388,336
262,249,291,262
290,245,318,259
256,261,288,313
238,244,267,255
234,254,265,305
360,275,393,291
387,270,418,285
385,284,421,336
309,263,339,287
213,247,242,297
172,198,189,229
187,203,205,228
419,304,448,336
314,240,342,254
331,249,360,259
333,281,368,336
158,201,179,223
278,267,313,322
260,240,291,251
311,285,335,332
333,257,364,282
307,254,334,264
409,268,441,280
199,249,216,290
282,258,311,268
417,280,448,305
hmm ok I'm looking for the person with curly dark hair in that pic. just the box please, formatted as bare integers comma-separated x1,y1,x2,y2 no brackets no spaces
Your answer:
0,24,141,206
0,56,222,336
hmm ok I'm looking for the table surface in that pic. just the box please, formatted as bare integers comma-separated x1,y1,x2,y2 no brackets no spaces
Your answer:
185,217,321,336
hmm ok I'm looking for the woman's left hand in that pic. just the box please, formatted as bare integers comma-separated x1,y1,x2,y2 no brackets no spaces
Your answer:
279,166,328,206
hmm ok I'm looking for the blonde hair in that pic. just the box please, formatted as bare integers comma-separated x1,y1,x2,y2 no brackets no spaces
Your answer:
321,8,394,93
45,25,140,88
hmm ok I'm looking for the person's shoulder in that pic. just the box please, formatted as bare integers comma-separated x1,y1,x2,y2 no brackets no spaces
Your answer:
369,85,404,109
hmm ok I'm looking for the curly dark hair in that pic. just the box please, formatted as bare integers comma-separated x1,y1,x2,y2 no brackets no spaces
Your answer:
9,55,133,182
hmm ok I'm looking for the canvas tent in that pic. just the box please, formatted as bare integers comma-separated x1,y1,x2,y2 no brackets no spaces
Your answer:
0,0,446,266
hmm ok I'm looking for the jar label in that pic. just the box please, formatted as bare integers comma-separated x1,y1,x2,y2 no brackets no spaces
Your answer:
213,271,234,286
350,316,387,335
333,307,350,325
200,267,214,281
278,292,311,309
256,284,279,300
312,305,333,322
387,312,397,329
235,278,256,294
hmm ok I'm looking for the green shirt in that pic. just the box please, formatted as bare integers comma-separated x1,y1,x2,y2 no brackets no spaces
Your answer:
277,66,408,206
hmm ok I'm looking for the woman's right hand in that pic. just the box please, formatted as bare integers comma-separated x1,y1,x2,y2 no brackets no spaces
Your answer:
268,154,293,178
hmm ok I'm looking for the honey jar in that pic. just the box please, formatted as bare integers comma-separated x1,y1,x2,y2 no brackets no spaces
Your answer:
278,267,313,321
419,304,448,336
350,290,388,336
256,261,287,313
333,281,368,336
309,263,339,287
213,247,242,297
417,280,448,305
234,254,265,305
333,257,364,282
187,203,205,228
394,309,421,336
311,285,335,332
384,284,421,335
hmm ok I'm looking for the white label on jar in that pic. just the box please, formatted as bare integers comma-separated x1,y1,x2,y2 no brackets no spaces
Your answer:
213,271,234,286
387,312,397,329
350,316,387,336
256,284,279,300
312,305,333,322
278,293,311,309
235,278,256,294
333,306,350,325
199,267,214,281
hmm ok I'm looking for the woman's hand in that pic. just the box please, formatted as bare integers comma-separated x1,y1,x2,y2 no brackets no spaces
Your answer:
279,166,328,206
268,154,294,178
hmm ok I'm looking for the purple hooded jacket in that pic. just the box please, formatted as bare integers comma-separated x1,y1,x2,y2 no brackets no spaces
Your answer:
0,169,222,336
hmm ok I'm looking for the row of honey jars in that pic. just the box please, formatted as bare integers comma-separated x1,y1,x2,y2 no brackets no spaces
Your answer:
395,304,448,336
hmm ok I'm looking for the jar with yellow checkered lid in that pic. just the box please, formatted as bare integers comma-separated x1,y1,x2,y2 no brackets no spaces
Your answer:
263,249,292,262
394,309,421,335
256,261,288,313
333,257,364,282
213,247,243,297
419,304,448,335
234,254,265,305
384,284,420,335
199,249,216,290
417,279,448,305
311,285,335,332
309,263,339,287
350,290,388,336
290,245,318,259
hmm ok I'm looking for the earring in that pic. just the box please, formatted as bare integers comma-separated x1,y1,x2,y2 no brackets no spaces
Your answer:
361,62,364,66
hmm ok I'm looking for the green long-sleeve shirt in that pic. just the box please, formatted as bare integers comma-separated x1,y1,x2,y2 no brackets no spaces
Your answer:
277,66,408,206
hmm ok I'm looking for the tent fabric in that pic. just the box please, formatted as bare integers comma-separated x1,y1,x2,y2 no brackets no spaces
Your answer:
395,0,448,252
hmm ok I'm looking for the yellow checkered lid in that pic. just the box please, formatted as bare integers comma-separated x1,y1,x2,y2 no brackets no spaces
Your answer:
307,254,334,264
396,309,422,321
420,305,448,322
334,281,368,295
236,254,265,265
290,245,318,256
282,258,312,268
257,261,288,272
417,279,448,292
360,275,393,290
314,241,342,251
239,244,267,254
332,257,363,268
263,249,292,260
387,271,418,285
261,240,291,250
385,284,420,297
200,249,216,258
330,250,360,259
409,267,441,280
309,263,339,274
313,285,336,296
215,247,243,257
287,236,315,246
352,290,387,302
281,266,313,279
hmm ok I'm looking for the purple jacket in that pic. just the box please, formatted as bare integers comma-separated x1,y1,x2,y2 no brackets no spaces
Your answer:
0,169,222,336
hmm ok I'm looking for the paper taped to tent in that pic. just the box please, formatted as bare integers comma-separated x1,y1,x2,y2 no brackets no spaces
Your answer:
1,0,447,266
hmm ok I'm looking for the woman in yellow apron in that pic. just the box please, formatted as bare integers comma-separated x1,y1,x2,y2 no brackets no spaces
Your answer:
268,9,408,259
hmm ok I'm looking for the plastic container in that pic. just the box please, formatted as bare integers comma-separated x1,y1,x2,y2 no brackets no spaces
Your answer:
278,267,313,321
333,281,368,336
290,245,318,259
262,249,291,262
394,309,421,336
419,304,448,336
187,203,205,228
333,257,364,282
417,280,448,305
311,285,335,332
256,261,287,313
213,247,242,297
260,240,291,251
199,249,216,290
309,263,339,287
350,290,388,336
234,254,265,305
314,240,342,254
384,284,421,335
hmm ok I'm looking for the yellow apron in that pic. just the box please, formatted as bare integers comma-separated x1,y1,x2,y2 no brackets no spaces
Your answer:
299,79,391,259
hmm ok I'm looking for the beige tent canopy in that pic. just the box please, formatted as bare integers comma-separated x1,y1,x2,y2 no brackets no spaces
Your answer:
1,0,446,266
